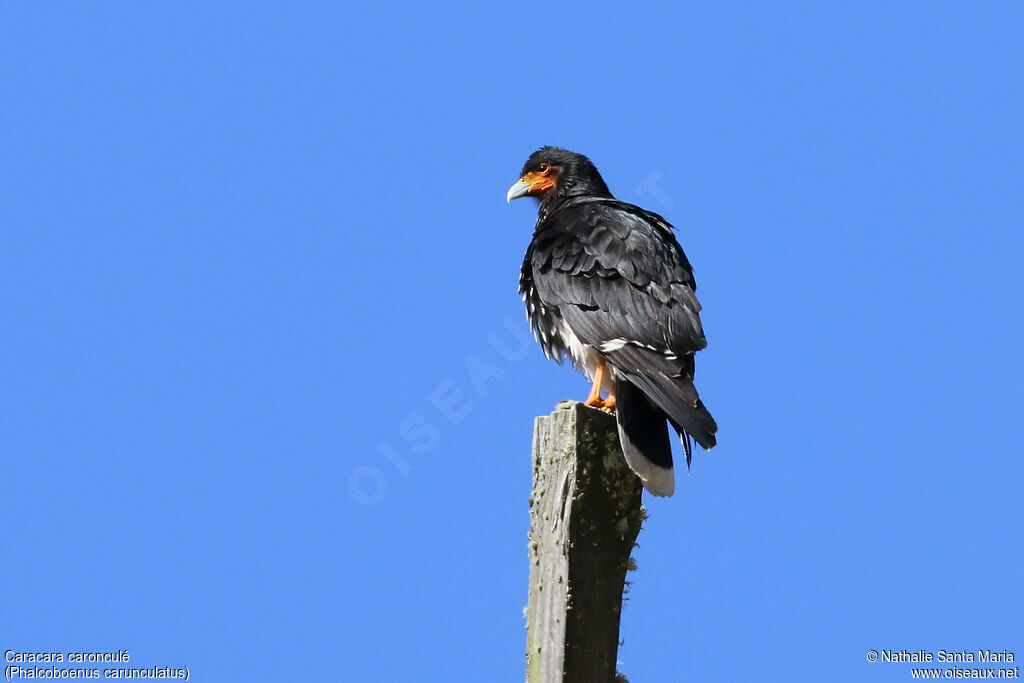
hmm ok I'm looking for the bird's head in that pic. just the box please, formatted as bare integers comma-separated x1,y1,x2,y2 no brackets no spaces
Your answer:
506,146,612,204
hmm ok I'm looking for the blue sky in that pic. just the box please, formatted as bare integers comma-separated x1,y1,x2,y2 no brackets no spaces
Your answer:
3,2,1022,681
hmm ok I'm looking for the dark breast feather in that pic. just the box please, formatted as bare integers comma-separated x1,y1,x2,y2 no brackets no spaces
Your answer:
519,237,567,362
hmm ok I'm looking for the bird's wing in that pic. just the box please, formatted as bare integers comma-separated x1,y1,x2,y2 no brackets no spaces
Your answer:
530,199,706,375
531,199,718,453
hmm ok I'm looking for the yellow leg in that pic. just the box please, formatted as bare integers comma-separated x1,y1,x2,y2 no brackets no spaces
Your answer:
583,360,617,413
602,382,617,413
584,359,606,407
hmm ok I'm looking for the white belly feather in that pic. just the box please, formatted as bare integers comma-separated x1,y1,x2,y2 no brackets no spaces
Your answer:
554,317,614,394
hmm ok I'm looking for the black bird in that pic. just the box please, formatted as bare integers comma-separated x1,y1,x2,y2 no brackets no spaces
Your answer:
508,147,717,496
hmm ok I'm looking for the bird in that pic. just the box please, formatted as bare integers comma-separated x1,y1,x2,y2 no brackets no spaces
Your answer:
508,146,717,497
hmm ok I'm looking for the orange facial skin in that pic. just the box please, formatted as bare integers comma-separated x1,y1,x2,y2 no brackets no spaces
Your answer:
519,165,559,197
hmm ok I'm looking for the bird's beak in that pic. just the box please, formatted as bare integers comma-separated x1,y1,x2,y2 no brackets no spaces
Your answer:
506,178,533,203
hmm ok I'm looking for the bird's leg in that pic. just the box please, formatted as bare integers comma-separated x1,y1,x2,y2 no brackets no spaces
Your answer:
583,359,607,408
583,359,618,412
601,382,617,413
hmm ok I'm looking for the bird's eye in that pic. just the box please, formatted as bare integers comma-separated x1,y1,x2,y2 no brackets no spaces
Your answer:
537,164,550,174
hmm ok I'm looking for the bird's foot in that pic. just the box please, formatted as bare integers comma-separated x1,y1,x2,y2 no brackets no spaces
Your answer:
583,395,617,413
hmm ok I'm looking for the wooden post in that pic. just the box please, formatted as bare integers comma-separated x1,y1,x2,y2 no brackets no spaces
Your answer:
525,401,645,683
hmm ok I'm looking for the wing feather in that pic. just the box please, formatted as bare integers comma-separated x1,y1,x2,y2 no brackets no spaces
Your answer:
530,201,707,371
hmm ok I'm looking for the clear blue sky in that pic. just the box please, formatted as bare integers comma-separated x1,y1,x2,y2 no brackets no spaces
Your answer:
3,2,1022,681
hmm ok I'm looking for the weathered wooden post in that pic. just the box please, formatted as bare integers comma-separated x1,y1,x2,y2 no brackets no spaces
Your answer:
525,401,645,683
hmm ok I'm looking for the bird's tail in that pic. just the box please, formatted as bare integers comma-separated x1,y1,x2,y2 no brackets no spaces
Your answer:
622,371,717,468
615,378,675,497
